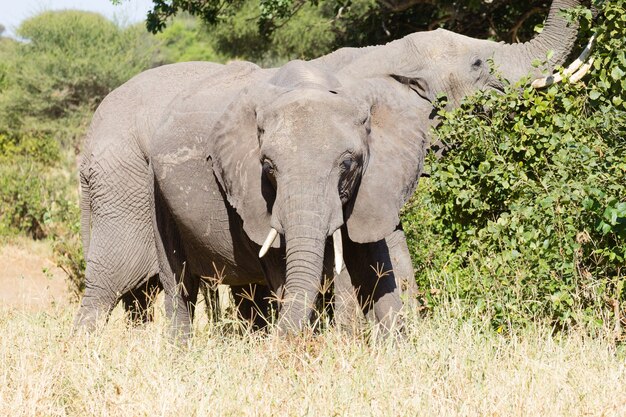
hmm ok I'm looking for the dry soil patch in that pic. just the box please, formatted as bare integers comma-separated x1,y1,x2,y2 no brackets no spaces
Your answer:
0,238,70,311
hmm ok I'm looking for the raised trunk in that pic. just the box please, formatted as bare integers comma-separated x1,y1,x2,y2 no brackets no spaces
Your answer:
494,0,582,82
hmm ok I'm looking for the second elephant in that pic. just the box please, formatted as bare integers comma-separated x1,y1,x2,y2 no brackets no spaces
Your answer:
77,60,427,336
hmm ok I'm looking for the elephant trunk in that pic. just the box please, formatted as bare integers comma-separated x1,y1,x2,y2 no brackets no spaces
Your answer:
276,190,337,332
280,225,326,331
494,0,582,83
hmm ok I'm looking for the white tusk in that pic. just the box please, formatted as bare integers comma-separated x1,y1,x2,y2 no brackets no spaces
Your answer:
569,57,594,84
332,228,343,275
564,34,596,76
258,228,278,258
532,34,596,89
531,73,562,89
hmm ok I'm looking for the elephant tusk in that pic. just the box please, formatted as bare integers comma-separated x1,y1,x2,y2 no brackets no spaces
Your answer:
258,228,279,258
563,34,595,76
333,228,343,275
531,74,561,89
532,34,596,89
569,57,594,84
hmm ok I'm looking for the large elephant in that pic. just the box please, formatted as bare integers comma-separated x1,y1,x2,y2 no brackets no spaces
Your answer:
149,62,431,335
77,59,424,335
76,0,585,335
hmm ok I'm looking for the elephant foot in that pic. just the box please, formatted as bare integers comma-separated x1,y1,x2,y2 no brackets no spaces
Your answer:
163,283,198,345
73,302,114,334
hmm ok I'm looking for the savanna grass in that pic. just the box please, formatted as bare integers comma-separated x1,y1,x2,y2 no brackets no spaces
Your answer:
1,296,625,417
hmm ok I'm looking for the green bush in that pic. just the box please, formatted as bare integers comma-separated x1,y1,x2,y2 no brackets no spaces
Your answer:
208,0,338,64
0,11,151,291
0,11,156,144
402,0,626,331
155,15,224,63
0,135,85,294
0,160,52,239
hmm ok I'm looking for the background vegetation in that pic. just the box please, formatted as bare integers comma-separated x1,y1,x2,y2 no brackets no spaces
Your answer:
141,0,567,46
0,0,624,333
402,0,626,333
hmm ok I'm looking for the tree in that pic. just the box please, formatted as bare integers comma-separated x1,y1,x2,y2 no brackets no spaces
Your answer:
0,10,156,139
126,0,564,47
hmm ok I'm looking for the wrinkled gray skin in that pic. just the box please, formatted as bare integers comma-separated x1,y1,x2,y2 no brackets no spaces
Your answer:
150,65,429,335
76,0,581,336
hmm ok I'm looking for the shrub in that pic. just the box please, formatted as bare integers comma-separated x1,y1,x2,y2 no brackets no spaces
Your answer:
155,15,224,63
0,10,157,147
0,11,153,292
402,0,626,331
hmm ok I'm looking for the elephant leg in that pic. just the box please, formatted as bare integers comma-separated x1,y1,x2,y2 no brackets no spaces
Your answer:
258,249,287,321
154,197,199,341
384,227,418,307
76,152,160,331
332,266,364,332
342,227,404,335
121,274,161,324
74,225,159,331
74,278,117,331
160,256,200,341
231,284,273,330
199,280,221,325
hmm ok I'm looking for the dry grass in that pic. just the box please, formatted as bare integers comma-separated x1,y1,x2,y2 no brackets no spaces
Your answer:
1,300,625,417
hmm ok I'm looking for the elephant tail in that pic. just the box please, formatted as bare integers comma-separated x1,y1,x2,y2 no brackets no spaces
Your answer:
79,163,91,260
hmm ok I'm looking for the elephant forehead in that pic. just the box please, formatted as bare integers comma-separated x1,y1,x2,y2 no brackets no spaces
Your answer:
263,94,364,128
259,90,368,152
262,115,365,157
266,106,362,137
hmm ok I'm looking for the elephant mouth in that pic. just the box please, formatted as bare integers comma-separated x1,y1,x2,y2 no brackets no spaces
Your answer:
487,79,505,94
258,227,343,274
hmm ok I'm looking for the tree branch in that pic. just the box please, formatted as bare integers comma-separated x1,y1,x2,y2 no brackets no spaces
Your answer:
508,6,546,42
377,0,435,14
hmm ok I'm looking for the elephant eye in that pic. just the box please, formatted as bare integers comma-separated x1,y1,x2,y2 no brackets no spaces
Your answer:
262,159,277,189
262,159,275,175
472,58,483,70
338,156,361,204
340,158,354,173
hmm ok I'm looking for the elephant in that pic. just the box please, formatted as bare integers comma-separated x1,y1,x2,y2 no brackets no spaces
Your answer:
76,59,423,335
77,61,223,327
148,62,431,335
75,0,585,336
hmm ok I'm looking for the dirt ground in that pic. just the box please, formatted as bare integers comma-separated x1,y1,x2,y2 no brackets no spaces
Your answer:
0,238,70,311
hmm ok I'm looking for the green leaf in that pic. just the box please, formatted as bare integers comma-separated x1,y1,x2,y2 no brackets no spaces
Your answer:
589,90,602,100
611,66,625,80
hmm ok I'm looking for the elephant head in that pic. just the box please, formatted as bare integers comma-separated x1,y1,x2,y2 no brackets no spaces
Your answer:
208,69,429,331
340,0,584,106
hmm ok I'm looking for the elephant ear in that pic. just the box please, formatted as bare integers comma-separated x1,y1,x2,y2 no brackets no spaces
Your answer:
390,72,438,104
208,87,279,248
346,79,429,243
